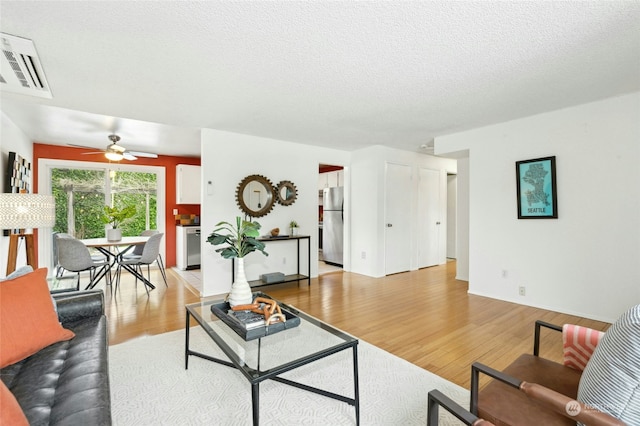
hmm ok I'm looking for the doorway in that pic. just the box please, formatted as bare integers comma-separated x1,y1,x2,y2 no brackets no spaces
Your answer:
318,164,344,274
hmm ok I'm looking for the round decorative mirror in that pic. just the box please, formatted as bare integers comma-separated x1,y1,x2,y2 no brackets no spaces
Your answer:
276,180,298,206
236,174,275,218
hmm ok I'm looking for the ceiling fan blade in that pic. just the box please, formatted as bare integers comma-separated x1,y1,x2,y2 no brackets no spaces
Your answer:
80,151,104,155
68,143,98,150
109,144,126,153
123,152,138,161
127,151,158,159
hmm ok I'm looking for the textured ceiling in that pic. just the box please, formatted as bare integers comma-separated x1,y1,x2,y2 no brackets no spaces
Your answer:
1,1,639,157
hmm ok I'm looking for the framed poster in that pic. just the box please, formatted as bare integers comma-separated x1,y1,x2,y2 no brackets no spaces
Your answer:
516,156,557,219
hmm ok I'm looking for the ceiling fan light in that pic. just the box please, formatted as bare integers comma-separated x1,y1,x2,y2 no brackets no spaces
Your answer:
105,151,123,161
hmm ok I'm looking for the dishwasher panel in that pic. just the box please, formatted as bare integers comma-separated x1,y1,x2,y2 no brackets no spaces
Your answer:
186,227,201,269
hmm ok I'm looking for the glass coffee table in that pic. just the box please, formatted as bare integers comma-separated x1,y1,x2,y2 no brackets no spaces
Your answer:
185,294,360,425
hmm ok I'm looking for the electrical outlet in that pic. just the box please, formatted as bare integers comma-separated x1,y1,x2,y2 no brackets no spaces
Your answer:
519,286,526,296
283,257,286,265
361,251,366,259
501,269,507,278
172,209,178,215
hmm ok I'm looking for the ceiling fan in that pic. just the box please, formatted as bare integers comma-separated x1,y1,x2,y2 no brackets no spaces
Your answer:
69,134,158,161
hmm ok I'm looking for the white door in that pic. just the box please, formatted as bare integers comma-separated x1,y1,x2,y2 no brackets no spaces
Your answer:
418,168,440,268
385,163,412,275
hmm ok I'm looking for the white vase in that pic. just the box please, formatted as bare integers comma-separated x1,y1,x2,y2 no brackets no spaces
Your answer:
107,228,122,242
228,257,253,307
291,228,298,236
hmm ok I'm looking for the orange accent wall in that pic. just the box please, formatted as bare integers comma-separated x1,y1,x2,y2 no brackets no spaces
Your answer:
33,143,200,267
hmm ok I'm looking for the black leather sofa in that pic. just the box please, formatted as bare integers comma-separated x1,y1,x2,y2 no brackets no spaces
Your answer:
0,290,112,425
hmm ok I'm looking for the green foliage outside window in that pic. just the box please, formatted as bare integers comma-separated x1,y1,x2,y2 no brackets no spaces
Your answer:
51,168,158,239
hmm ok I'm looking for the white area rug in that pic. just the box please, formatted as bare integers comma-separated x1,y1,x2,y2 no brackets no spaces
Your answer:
110,327,468,425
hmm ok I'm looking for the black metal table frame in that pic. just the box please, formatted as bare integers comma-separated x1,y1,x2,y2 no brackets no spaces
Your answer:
231,235,312,287
89,243,156,291
185,299,360,425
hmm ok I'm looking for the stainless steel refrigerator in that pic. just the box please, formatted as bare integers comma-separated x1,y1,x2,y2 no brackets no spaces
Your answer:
322,186,343,266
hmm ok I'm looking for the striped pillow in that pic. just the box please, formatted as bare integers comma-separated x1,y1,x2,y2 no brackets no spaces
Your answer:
577,304,640,425
562,324,604,371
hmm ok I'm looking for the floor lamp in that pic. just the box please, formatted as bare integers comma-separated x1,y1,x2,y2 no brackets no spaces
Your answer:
0,193,56,275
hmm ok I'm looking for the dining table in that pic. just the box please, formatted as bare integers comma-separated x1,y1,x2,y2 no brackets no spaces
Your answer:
80,236,154,290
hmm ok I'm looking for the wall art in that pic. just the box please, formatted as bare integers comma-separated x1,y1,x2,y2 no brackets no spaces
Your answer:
516,156,557,219
4,152,31,194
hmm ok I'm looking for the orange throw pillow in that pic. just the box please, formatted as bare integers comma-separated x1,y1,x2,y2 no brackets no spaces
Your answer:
0,381,29,426
0,268,75,368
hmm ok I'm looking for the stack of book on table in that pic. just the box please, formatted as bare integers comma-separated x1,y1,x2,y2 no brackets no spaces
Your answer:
227,309,265,330
210,299,301,341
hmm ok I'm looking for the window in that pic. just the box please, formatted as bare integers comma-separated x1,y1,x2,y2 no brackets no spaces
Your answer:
38,159,166,272
52,167,106,238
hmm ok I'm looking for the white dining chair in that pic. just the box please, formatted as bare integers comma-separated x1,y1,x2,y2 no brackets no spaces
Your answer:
57,237,111,291
120,230,168,286
115,233,165,294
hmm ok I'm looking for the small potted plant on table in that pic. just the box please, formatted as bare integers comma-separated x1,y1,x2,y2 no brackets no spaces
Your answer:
289,220,299,236
102,205,136,242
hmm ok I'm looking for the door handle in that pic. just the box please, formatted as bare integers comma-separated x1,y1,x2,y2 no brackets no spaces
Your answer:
386,223,393,227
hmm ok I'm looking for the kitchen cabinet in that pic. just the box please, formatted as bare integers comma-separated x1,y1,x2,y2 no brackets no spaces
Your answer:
176,164,201,204
318,170,344,190
327,171,339,188
318,173,328,190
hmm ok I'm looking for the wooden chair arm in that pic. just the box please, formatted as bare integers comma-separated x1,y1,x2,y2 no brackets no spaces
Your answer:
469,362,624,426
520,382,625,426
428,390,494,426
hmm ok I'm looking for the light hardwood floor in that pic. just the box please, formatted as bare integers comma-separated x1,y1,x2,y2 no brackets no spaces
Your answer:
104,261,610,389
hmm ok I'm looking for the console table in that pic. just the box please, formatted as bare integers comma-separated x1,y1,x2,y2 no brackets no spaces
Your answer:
231,235,311,287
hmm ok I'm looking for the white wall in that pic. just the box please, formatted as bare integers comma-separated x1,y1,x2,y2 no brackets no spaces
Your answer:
446,174,457,259
350,145,456,277
349,146,385,276
454,156,470,281
200,131,456,296
200,129,350,297
436,92,640,322
0,113,34,277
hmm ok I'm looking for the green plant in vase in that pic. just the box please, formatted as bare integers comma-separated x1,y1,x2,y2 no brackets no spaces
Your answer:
289,220,299,236
207,217,268,306
101,205,136,241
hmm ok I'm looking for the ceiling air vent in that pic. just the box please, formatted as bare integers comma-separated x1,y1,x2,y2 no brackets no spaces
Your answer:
0,33,52,99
